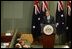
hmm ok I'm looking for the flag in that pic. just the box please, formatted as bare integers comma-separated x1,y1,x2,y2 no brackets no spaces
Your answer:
66,1,71,42
41,1,48,14
31,1,41,40
40,1,49,24
56,1,65,34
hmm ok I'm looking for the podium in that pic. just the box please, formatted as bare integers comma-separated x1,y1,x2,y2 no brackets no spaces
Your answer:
39,24,55,48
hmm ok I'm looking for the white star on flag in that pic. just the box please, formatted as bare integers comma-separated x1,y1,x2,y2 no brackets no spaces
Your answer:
38,17,40,20
66,27,69,30
33,26,35,28
56,23,59,27
61,14,63,17
62,22,64,24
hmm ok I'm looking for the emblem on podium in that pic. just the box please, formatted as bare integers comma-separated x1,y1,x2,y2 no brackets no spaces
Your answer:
40,24,55,48
43,25,54,35
41,24,55,35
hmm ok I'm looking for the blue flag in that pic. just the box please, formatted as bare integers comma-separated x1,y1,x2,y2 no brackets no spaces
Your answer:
66,1,71,42
56,1,65,34
31,1,41,40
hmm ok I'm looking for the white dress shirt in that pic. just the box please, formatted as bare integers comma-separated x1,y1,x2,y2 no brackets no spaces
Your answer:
47,15,50,23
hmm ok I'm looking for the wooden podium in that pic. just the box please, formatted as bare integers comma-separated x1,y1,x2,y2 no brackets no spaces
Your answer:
39,24,55,48
1,33,13,42
39,33,55,48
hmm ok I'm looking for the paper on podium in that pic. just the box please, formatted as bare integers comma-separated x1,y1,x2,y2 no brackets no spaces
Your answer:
5,33,12,36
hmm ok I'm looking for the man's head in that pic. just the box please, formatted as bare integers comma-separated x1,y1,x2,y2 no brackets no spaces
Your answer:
45,10,50,16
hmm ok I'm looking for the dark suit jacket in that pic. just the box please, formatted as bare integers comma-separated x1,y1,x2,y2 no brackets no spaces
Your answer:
41,15,55,24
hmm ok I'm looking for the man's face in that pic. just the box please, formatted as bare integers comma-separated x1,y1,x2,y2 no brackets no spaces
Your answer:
46,11,50,16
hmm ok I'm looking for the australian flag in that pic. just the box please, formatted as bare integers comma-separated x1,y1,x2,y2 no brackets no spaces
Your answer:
41,1,48,16
56,1,65,35
31,1,41,40
66,1,71,42
40,1,49,24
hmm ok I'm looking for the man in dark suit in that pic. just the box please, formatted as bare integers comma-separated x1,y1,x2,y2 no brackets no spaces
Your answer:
40,10,55,26
42,10,55,24
40,10,55,48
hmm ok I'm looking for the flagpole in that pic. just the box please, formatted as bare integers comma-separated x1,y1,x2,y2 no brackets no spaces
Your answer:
11,16,15,33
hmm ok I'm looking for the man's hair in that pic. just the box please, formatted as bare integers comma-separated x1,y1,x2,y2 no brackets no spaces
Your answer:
45,9,50,14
